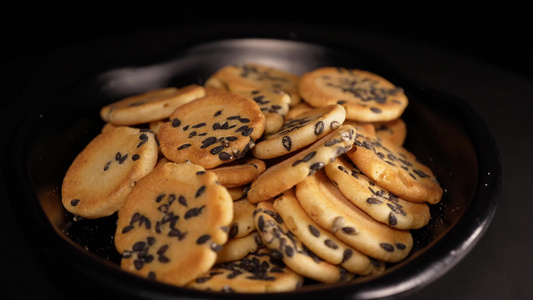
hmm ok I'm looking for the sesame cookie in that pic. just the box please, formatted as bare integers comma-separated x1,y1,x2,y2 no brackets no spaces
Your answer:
254,201,353,283
187,247,304,293
100,85,205,126
273,188,379,275
229,197,257,239
346,129,443,204
295,170,413,263
226,185,249,201
231,88,291,134
157,93,265,169
114,161,233,286
284,101,314,120
247,125,356,203
210,157,266,188
207,63,301,106
251,104,346,159
324,157,431,229
61,126,159,219
373,118,407,146
299,67,408,122
215,231,264,264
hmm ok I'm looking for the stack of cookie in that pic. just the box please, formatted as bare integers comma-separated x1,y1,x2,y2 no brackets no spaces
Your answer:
61,63,443,293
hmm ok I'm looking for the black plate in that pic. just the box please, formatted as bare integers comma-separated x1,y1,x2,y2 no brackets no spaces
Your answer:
4,24,501,299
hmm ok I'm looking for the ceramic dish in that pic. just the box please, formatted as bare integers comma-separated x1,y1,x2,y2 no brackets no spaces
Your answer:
4,24,501,299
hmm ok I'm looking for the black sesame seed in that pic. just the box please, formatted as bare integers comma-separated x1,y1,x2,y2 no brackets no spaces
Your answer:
282,136,292,151
396,243,407,250
380,243,395,252
185,205,206,219
342,227,357,235
195,186,206,198
70,199,80,206
196,234,210,245
324,239,339,249
308,225,320,237
122,225,134,234
342,249,353,263
219,152,233,161
314,121,324,135
132,241,146,251
388,212,398,226
178,143,191,150
132,154,140,161
214,110,222,117
210,145,224,155
178,195,188,207
134,260,144,270
103,161,111,171
192,123,206,128
171,118,181,127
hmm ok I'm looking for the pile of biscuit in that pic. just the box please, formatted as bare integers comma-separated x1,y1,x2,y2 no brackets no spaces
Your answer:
61,63,443,293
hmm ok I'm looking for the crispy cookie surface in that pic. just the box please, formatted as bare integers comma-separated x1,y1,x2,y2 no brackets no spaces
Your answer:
346,129,443,204
61,126,159,219
247,125,356,203
187,247,304,293
251,104,346,159
299,67,408,122
296,170,413,263
158,93,265,169
273,189,380,275
114,161,233,286
100,85,205,125
254,201,353,283
325,157,431,229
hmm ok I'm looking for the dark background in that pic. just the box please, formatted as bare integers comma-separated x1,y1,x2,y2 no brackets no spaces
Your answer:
3,2,531,299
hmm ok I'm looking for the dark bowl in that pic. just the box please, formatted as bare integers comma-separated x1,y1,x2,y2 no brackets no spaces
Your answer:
4,23,501,299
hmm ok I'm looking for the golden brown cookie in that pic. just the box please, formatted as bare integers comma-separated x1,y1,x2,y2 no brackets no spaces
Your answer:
187,247,304,293
61,126,159,219
231,88,291,134
324,156,431,229
207,63,301,106
299,67,408,122
228,197,257,239
157,93,265,169
210,157,266,188
254,200,353,283
372,118,407,146
251,104,346,159
273,189,380,275
247,125,356,203
100,85,205,126
295,170,413,263
114,161,233,286
346,128,443,204
215,231,264,264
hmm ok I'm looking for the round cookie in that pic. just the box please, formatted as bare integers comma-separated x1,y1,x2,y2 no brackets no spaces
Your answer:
273,188,380,276
373,118,407,146
231,88,291,134
247,125,356,203
324,156,431,229
210,157,266,188
229,197,257,239
295,170,413,263
100,85,205,126
251,104,346,159
207,63,301,106
157,93,265,169
299,67,408,122
346,128,443,204
187,247,304,293
215,231,264,264
284,101,313,120
114,161,233,286
254,200,353,284
61,126,159,219
226,185,249,201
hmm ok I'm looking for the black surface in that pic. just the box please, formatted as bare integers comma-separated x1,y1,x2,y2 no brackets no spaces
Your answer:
2,3,531,300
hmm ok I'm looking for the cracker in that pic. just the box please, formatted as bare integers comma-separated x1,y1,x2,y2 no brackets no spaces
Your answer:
251,104,346,159
206,63,301,106
254,201,353,283
231,88,291,134
247,125,356,203
346,128,443,204
215,231,264,264
210,157,266,188
61,126,159,219
325,157,431,229
187,247,304,293
295,170,413,263
100,85,205,125
157,93,265,169
114,161,233,286
273,188,380,275
373,118,407,146
299,67,408,122
229,197,257,239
